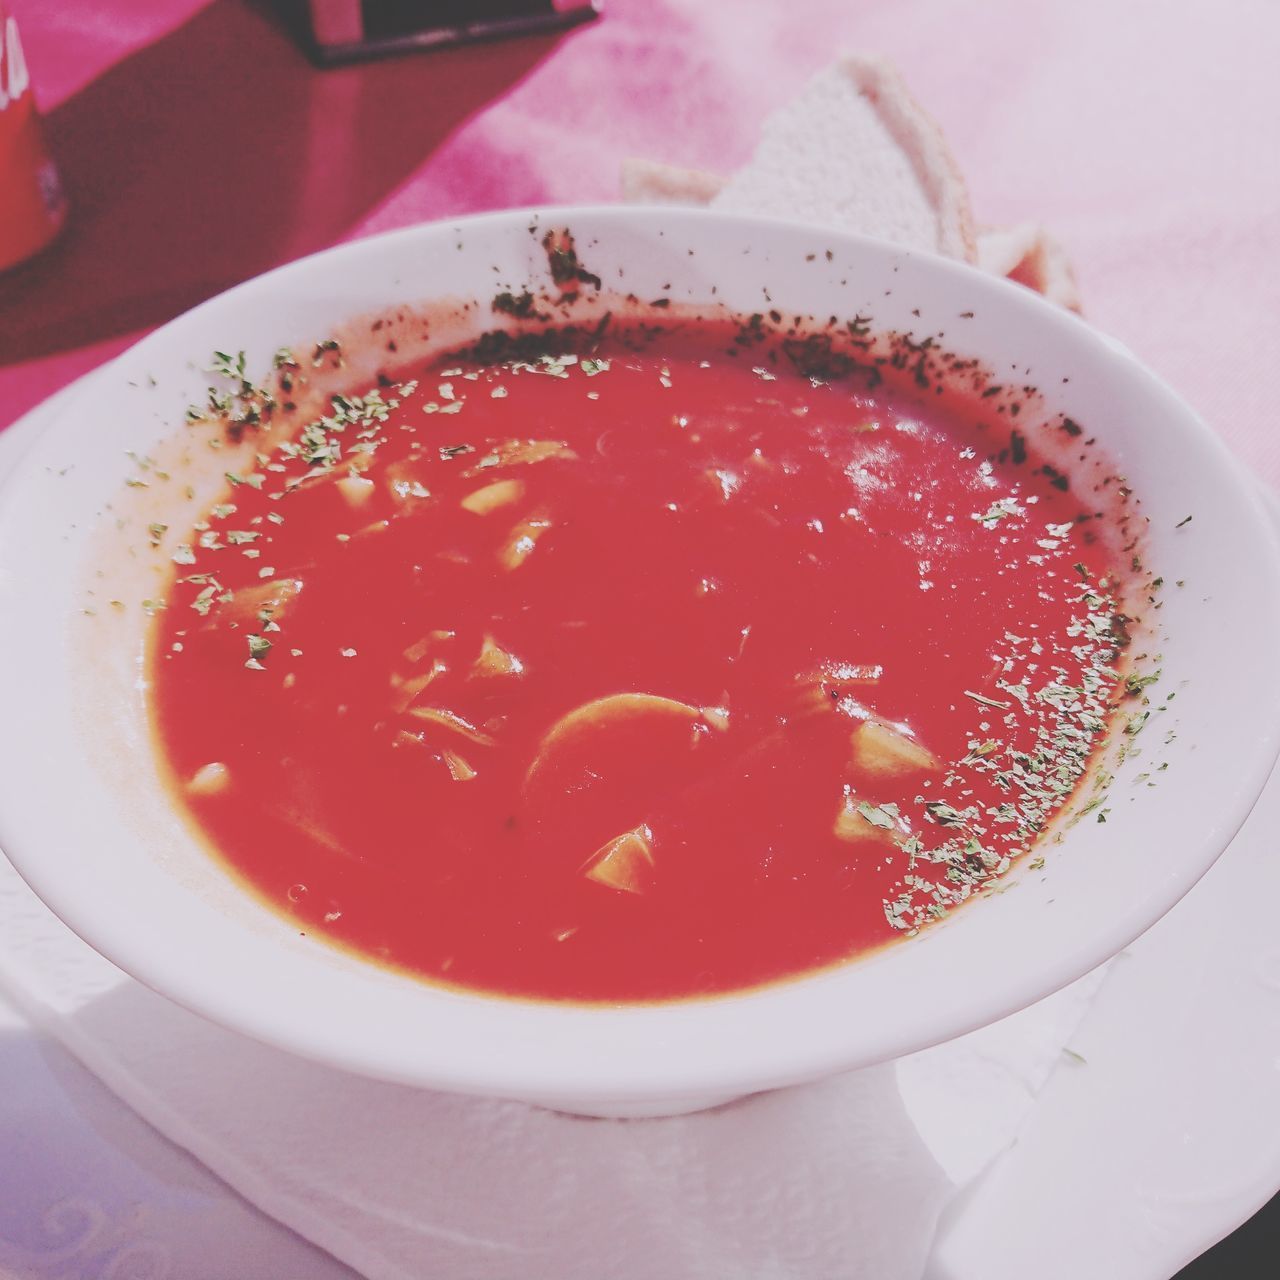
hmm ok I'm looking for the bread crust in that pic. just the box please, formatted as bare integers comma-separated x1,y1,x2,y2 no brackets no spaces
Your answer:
978,224,1082,313
620,158,728,206
836,55,978,264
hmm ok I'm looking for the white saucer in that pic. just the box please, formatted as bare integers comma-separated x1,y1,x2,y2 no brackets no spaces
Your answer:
1,376,1275,1279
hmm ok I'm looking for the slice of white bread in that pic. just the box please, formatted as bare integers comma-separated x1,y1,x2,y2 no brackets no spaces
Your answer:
621,55,1080,309
709,55,977,262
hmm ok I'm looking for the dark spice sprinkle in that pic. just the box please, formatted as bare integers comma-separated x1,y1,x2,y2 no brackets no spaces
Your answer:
1175,514,1193,528
492,290,538,319
1039,464,1070,492
541,230,602,291
1060,417,1083,437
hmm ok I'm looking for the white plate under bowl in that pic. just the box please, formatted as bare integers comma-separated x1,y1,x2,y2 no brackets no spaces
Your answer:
0,206,1277,1116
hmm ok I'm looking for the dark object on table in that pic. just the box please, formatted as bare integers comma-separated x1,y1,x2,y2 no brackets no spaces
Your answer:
301,0,599,64
1175,1189,1280,1277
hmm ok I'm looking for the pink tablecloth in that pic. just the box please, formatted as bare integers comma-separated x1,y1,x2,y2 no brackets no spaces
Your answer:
4,0,1280,490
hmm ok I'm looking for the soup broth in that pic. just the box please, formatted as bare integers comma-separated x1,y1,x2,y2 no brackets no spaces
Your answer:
150,319,1131,1001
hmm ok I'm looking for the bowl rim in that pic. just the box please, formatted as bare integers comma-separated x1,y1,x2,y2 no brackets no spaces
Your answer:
2,202,1279,1105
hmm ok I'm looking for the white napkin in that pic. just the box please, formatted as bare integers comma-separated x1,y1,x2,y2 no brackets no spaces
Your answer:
0,855,1103,1280
0,56,1109,1280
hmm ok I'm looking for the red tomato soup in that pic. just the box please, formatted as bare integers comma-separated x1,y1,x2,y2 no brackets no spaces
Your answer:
150,318,1131,1002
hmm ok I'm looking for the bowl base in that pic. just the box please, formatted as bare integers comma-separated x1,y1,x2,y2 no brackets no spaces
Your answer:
527,1090,747,1119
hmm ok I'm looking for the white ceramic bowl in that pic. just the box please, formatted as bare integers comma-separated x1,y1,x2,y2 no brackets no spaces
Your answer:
1,207,1277,1116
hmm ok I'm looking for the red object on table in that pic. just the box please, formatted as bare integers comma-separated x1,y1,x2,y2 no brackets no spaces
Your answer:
0,3,66,273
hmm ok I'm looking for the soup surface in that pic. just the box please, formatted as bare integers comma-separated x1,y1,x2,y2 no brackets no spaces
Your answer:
150,320,1130,1001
